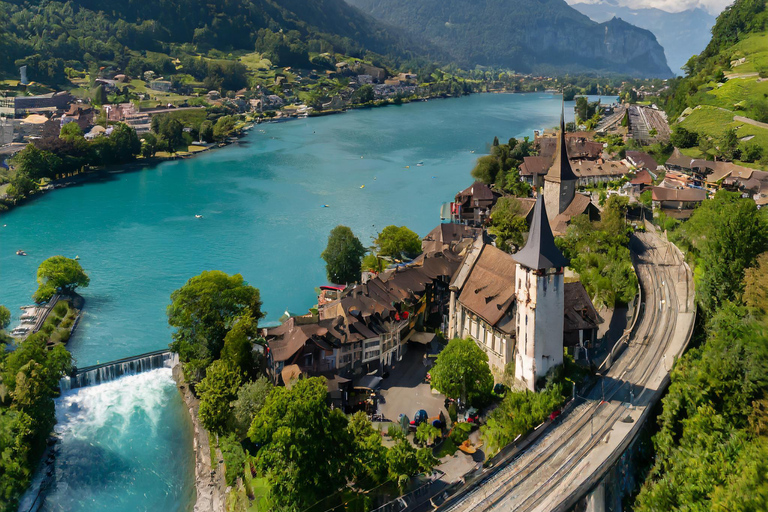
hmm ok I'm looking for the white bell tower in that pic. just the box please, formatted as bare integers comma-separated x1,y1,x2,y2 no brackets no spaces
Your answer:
513,194,568,391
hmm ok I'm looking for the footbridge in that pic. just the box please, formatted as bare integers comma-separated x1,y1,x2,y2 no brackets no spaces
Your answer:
435,230,696,512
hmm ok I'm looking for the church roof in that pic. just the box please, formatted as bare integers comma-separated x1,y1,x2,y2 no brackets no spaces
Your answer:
514,194,569,270
544,105,578,183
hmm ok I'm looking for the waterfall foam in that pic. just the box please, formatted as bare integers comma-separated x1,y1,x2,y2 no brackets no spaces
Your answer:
60,351,179,391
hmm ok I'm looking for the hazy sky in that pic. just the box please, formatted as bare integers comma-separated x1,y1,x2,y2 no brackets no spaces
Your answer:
566,0,732,15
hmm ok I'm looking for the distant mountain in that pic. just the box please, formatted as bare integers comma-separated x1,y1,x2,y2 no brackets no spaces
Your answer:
570,1,716,75
345,0,674,77
0,0,441,81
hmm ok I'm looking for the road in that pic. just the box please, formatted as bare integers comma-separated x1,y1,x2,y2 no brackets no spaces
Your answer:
438,231,696,512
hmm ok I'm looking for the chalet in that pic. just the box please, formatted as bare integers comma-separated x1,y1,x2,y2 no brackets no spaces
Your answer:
570,159,629,186
629,169,654,193
452,181,500,226
665,148,694,171
537,132,603,161
625,151,658,171
651,186,707,216
519,156,551,189
421,224,483,254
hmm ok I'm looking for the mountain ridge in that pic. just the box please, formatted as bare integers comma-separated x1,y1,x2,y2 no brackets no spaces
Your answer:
346,0,674,77
570,1,715,75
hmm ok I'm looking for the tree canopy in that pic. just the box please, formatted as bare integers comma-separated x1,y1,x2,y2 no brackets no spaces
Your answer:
374,225,422,260
196,359,243,435
674,190,768,313
33,256,90,302
559,196,638,308
321,225,366,284
488,197,528,253
167,270,263,381
429,337,493,405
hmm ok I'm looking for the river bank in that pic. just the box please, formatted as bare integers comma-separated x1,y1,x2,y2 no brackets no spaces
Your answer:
172,364,228,512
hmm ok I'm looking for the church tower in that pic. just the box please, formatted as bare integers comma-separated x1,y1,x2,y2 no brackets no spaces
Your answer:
513,194,569,391
543,104,578,222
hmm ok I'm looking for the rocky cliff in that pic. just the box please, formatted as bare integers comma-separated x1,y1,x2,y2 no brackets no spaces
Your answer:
345,0,674,77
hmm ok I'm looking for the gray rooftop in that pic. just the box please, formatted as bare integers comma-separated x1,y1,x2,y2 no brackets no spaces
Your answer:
513,194,569,270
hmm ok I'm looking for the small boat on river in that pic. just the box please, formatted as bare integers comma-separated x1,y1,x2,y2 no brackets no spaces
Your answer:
195,214,203,219
16,250,27,256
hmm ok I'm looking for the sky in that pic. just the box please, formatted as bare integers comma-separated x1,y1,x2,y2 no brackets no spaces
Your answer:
566,0,731,15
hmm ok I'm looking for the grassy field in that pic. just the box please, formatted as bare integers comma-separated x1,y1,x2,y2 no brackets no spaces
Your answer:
726,33,768,75
238,52,272,72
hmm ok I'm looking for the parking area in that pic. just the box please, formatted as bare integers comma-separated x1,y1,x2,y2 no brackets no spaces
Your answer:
377,343,448,425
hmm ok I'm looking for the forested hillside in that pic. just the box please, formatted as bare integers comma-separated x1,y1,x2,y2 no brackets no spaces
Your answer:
346,0,673,77
0,0,438,84
633,192,768,511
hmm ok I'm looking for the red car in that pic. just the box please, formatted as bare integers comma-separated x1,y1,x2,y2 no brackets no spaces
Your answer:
549,409,562,421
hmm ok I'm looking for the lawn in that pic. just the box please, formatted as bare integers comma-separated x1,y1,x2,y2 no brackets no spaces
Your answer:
726,33,768,74
238,52,272,72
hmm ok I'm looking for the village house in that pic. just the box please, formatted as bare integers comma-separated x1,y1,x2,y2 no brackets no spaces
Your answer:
570,159,630,186
665,147,695,172
651,186,707,217
537,131,603,161
625,151,658,172
519,155,551,189
452,181,501,226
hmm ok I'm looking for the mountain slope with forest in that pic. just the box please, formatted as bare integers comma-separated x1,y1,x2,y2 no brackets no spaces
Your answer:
0,0,440,83
345,0,673,77
570,1,715,75
653,0,768,167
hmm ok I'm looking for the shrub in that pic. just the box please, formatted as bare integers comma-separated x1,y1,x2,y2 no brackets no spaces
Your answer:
220,433,247,486
448,402,458,423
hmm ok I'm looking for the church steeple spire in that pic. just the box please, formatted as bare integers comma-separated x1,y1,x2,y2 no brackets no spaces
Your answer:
543,100,578,220
545,102,578,183
513,194,569,270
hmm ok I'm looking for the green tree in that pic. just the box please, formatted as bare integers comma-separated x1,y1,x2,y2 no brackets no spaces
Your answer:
347,411,388,484
471,155,501,184
59,122,83,141
321,225,366,284
248,377,353,510
167,271,264,382
232,377,273,438
221,313,264,379
140,132,157,158
415,421,441,446
374,225,422,260
386,438,419,486
12,144,62,181
33,256,90,302
199,120,214,143
155,116,184,153
109,123,141,162
678,190,768,313
213,115,236,141
351,84,374,104
743,253,768,315
670,126,698,148
489,197,528,252
0,306,10,331
196,359,243,435
430,337,493,405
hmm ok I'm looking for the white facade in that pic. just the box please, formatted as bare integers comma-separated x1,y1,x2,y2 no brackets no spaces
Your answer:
514,264,564,391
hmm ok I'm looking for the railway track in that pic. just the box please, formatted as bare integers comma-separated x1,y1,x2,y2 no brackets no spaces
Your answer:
440,232,694,512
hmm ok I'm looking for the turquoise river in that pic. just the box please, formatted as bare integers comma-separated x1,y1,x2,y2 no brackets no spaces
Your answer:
0,93,593,511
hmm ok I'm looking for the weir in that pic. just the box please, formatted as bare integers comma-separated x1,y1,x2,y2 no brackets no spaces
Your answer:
60,350,178,390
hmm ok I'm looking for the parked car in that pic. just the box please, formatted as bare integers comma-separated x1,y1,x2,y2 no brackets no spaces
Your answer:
549,409,562,421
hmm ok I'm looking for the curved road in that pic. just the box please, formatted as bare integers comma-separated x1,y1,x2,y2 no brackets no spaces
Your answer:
439,231,696,512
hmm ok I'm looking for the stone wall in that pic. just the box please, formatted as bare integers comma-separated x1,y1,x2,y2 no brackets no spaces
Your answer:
172,364,227,512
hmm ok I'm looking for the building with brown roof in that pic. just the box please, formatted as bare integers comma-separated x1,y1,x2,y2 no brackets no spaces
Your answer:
625,151,658,171
551,193,599,235
519,156,551,189
453,181,500,226
652,186,707,217
570,159,630,186
665,148,694,171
